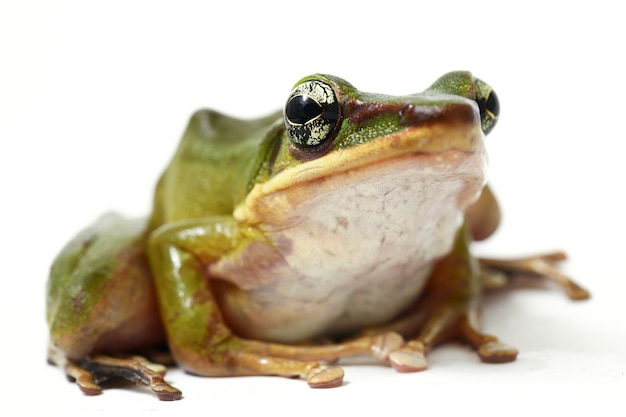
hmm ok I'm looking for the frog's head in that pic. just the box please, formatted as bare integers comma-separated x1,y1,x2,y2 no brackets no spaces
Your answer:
235,72,499,227
282,72,498,160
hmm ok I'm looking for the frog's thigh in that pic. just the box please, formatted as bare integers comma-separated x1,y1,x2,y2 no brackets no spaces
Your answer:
47,214,164,360
465,185,501,241
46,215,180,398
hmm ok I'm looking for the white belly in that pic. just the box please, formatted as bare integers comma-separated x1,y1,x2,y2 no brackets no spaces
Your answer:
212,151,485,343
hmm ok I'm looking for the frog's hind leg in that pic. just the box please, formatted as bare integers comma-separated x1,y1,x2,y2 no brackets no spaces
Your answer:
46,214,182,400
456,310,519,363
479,252,590,300
48,349,182,400
403,249,590,365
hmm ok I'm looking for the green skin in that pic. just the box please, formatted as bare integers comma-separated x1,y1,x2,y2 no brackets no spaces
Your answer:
47,72,515,399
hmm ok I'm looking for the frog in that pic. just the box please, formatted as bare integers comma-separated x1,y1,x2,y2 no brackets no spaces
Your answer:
46,71,589,401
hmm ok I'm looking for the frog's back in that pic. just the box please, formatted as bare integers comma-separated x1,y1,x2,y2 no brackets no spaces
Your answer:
150,109,281,227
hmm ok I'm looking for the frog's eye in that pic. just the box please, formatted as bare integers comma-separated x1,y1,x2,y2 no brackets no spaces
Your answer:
284,80,341,149
474,78,500,135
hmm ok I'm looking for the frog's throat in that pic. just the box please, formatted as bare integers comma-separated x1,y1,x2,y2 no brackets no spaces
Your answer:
234,122,485,225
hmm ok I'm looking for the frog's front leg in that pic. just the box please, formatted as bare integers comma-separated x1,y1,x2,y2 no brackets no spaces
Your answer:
148,218,425,388
415,223,520,363
367,222,519,365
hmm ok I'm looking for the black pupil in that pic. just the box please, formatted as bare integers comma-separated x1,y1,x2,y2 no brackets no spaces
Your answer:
286,95,323,125
484,90,500,117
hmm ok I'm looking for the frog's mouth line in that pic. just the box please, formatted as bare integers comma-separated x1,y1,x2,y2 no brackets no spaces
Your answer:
283,118,482,186
234,124,486,225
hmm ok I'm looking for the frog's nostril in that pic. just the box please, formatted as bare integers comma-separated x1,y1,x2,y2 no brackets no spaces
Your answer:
398,103,416,125
399,103,415,117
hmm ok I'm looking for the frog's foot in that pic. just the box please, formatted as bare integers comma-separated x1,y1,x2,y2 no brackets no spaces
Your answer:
387,340,428,372
479,251,590,300
356,292,518,366
458,318,519,363
51,353,182,400
411,301,519,365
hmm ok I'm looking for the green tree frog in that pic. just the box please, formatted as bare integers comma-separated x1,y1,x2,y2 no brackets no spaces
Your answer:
46,72,589,400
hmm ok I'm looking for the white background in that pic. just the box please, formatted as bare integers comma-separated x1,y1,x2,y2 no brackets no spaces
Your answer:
1,1,624,415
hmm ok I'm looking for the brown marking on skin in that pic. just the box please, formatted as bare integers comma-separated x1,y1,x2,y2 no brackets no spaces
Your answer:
335,216,348,229
400,103,478,127
348,100,392,124
191,287,214,307
350,100,478,130
273,234,293,256
209,241,290,290
72,290,86,314
92,245,166,355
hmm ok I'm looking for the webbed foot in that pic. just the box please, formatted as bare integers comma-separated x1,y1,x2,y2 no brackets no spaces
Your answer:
479,251,590,300
49,351,182,400
408,298,519,365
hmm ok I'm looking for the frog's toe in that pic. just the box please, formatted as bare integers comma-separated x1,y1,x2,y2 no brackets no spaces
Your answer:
477,340,518,363
306,365,345,388
51,352,182,400
459,319,518,364
368,331,405,360
479,252,590,301
65,360,103,396
79,355,182,400
564,280,590,301
361,331,427,371
389,341,428,372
